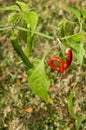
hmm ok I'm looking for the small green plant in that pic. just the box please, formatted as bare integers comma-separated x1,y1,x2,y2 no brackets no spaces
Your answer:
0,2,86,103
68,88,86,130
0,1,51,102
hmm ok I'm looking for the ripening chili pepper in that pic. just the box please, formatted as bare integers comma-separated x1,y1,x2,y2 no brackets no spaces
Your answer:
64,48,72,70
48,57,64,75
48,48,72,75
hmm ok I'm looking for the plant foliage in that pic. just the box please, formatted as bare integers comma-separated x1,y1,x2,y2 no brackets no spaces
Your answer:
68,88,86,130
28,58,50,102
0,2,86,103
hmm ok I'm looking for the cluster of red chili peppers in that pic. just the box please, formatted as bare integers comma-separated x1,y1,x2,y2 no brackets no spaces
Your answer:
48,48,72,75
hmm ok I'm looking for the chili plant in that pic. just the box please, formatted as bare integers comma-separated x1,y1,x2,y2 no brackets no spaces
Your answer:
0,1,86,103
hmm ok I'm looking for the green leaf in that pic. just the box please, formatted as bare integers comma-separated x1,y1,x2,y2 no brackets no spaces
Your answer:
81,10,86,19
0,5,20,11
27,58,50,102
75,116,86,130
32,58,41,64
23,11,38,35
25,33,33,57
16,1,29,12
68,7,81,19
68,89,77,119
18,26,33,57
62,38,85,65
18,29,27,43
71,33,83,42
73,42,85,65
8,12,19,24
68,89,86,130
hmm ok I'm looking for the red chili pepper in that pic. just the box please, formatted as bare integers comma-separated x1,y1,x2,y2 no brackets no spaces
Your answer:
64,48,72,70
48,57,64,75
48,48,72,75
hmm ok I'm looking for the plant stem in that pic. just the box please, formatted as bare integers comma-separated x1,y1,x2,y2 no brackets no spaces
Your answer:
17,26,82,41
0,26,13,31
61,33,80,40
17,26,54,40
0,25,81,41
34,31,54,40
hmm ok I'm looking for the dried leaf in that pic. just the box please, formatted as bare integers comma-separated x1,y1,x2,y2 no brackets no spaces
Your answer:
15,75,27,83
19,107,33,113
49,86,56,92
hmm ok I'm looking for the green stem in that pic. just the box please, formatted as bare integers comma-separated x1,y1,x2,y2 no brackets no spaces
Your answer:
0,25,81,42
61,33,80,40
34,31,54,40
17,26,54,40
0,26,13,31
17,26,81,41
11,35,33,69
